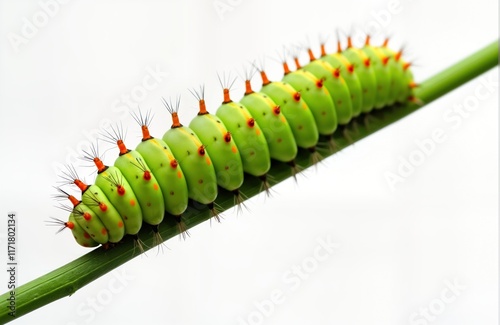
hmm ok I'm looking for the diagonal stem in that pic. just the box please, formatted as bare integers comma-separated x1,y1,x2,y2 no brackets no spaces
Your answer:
0,40,497,324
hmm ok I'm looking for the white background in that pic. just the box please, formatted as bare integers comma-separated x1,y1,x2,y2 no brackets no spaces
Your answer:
0,0,498,324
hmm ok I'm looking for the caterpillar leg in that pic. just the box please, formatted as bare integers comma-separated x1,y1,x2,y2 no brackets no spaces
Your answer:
174,215,190,240
131,234,146,255
232,189,249,215
207,202,222,224
308,146,324,166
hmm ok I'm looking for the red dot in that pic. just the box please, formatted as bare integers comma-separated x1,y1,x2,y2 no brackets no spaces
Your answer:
247,118,255,127
273,106,280,115
99,203,107,212
83,212,91,221
170,160,178,168
224,132,231,143
198,146,206,156
143,171,152,181
117,186,125,196
293,92,301,102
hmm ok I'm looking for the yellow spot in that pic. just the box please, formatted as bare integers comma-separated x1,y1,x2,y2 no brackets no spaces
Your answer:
256,129,261,136
153,183,159,191
206,157,211,165
118,221,124,228
177,170,182,179
281,116,286,122
130,199,136,206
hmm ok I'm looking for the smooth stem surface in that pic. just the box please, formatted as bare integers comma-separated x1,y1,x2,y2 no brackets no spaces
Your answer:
0,40,497,324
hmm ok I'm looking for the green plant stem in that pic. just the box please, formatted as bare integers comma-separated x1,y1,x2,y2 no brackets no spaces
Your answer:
0,40,497,324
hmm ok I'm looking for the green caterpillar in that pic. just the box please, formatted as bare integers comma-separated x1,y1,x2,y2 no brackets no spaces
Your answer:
51,35,416,248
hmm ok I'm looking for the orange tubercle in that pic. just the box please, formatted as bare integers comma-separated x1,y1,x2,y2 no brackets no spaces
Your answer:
383,38,389,47
116,139,128,155
283,62,291,75
141,125,152,141
93,157,106,173
244,80,254,95
365,35,371,46
320,43,326,57
293,57,301,70
307,48,316,62
223,88,232,103
74,179,88,192
117,185,125,196
260,71,270,86
333,68,341,78
68,195,80,207
395,50,403,62
99,203,107,212
347,36,353,49
403,62,412,70
337,40,342,53
198,99,208,115
170,112,182,128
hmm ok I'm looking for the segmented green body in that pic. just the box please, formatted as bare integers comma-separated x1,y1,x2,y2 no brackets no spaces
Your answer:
56,38,415,248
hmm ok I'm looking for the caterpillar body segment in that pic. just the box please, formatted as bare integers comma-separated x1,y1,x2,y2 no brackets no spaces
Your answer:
216,87,271,178
340,39,378,114
161,98,219,217
189,89,245,193
318,45,363,118
113,144,165,227
77,182,125,243
281,67,338,137
301,59,354,125
51,216,99,248
56,187,110,244
258,70,319,150
240,78,298,164
94,164,143,236
361,37,391,108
